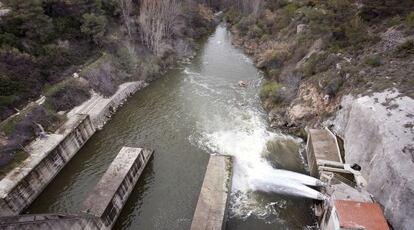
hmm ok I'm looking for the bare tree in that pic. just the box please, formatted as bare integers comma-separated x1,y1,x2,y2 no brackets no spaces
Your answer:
119,0,133,39
138,0,181,56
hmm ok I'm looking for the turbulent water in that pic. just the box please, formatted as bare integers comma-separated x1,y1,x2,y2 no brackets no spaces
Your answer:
28,25,317,229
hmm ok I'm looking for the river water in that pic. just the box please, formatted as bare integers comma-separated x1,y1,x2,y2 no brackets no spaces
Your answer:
28,25,316,229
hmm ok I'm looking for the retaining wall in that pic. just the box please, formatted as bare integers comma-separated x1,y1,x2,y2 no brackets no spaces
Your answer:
0,114,95,216
0,82,146,217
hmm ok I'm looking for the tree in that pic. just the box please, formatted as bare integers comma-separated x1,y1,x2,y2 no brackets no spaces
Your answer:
81,13,107,44
1,0,53,44
119,0,134,39
138,0,181,56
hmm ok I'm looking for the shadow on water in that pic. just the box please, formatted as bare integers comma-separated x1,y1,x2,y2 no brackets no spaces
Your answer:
113,159,154,230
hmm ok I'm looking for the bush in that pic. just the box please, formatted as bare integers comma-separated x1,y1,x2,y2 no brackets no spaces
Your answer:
325,77,344,97
406,11,414,28
81,13,107,44
47,80,91,112
364,55,382,67
260,81,281,99
303,52,336,77
258,44,291,69
247,24,264,38
235,16,255,35
396,40,414,57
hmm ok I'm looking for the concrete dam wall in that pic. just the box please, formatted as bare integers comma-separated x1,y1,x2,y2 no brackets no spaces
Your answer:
0,81,146,217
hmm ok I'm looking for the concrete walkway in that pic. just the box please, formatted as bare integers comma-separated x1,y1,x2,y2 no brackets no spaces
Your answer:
191,155,232,230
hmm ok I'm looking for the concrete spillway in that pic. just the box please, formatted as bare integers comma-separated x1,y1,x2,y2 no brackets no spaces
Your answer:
0,147,153,230
191,155,233,230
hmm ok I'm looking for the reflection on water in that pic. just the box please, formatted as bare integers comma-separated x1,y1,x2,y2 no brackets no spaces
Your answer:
27,25,316,229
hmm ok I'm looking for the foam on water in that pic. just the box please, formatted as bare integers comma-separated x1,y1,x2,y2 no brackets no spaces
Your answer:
192,103,326,217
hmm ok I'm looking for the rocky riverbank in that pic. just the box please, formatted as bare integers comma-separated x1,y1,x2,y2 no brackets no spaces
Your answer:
223,1,414,228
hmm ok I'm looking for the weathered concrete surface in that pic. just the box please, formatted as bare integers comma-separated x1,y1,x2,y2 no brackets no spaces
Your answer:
0,81,147,217
306,128,342,177
191,155,232,230
68,81,147,129
0,114,95,216
0,214,102,230
327,89,414,230
82,147,153,229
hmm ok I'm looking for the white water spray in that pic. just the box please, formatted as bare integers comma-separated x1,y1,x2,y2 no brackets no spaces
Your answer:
195,108,326,201
186,25,327,220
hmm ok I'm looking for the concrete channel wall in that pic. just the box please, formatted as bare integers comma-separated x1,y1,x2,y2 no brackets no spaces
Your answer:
0,147,153,230
0,114,95,216
0,82,146,217
191,155,233,230
82,147,153,229
0,214,103,230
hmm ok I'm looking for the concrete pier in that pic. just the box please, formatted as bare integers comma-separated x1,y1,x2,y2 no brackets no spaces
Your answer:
82,147,153,229
0,114,95,217
191,155,232,230
0,147,153,230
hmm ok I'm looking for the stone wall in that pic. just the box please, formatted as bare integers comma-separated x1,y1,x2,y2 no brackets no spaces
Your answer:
328,90,414,230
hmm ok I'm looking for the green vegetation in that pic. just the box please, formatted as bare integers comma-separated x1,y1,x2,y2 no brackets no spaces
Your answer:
0,150,29,180
397,40,414,57
365,55,382,67
406,12,414,28
260,81,281,99
0,0,217,168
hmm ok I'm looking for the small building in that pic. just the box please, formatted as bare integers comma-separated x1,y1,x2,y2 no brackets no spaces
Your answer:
306,128,389,230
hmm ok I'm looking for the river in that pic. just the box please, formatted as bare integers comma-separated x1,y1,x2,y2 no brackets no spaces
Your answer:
27,25,316,229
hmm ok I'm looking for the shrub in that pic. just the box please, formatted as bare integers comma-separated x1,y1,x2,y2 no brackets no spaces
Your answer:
81,13,107,44
47,79,90,112
364,55,382,67
247,24,264,38
258,44,291,69
396,40,414,57
260,81,281,99
325,77,344,97
235,16,255,35
302,52,336,77
406,11,414,28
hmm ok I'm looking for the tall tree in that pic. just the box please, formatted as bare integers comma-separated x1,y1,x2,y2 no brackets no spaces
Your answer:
138,0,181,56
2,0,53,44
119,0,133,39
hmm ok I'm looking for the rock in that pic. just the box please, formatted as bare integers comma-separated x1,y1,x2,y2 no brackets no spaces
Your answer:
269,109,287,128
288,104,314,122
296,24,308,34
323,94,330,104
238,81,247,87
328,90,414,230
